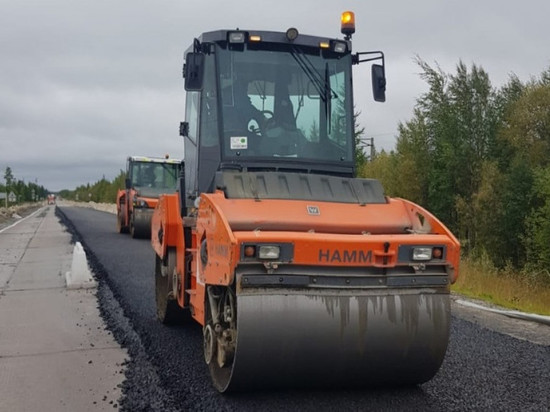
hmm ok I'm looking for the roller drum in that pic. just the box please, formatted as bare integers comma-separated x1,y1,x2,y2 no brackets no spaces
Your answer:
218,288,450,392
131,208,153,238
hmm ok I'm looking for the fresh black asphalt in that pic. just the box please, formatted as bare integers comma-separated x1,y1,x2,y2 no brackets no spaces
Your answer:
56,206,550,411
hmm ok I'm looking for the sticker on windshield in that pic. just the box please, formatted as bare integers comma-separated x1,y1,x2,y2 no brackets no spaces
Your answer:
230,136,248,150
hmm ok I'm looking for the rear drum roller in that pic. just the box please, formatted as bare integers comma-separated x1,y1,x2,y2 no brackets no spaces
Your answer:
155,248,187,324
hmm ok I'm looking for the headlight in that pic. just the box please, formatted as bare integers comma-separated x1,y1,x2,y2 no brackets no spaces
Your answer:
258,245,280,260
241,243,293,262
412,247,432,261
332,41,347,53
228,31,246,43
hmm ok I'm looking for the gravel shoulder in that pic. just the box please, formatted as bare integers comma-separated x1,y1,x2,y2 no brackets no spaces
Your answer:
451,294,550,346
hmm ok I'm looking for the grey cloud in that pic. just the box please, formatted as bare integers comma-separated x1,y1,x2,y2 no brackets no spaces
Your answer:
1,1,549,191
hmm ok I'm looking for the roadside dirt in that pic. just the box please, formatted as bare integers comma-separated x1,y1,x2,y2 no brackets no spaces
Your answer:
0,203,43,228
0,201,116,229
59,200,117,214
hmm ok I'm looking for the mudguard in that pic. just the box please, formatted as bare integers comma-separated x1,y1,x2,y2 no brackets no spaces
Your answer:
151,194,183,259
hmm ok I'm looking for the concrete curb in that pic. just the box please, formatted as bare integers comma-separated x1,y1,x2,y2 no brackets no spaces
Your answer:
455,299,550,326
65,242,97,289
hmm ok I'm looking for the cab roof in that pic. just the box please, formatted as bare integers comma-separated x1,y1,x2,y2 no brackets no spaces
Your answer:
192,29,352,54
128,156,181,164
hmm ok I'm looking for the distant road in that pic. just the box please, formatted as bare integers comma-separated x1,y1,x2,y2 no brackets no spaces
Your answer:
57,206,550,411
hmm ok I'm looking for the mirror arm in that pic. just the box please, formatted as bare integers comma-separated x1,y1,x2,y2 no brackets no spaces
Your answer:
352,51,385,66
354,51,386,103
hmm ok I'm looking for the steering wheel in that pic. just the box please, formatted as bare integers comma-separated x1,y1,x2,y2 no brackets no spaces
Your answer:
247,110,274,136
260,110,274,119
255,110,272,134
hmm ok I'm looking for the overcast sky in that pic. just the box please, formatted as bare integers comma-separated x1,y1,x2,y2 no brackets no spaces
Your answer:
1,1,549,192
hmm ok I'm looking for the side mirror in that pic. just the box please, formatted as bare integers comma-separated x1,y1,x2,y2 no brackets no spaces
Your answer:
179,121,189,137
125,178,131,189
184,52,205,91
371,64,386,102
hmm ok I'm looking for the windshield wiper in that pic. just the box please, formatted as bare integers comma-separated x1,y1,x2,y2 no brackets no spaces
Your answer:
160,163,178,180
290,48,324,100
289,46,337,130
289,46,337,103
325,62,332,132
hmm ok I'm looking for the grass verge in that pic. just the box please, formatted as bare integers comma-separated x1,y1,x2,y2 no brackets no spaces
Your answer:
452,256,550,316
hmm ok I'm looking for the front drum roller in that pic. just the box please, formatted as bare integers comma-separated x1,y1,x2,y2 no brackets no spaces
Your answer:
131,208,153,239
204,284,450,392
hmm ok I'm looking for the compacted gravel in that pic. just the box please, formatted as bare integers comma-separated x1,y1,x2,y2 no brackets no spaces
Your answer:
57,206,550,411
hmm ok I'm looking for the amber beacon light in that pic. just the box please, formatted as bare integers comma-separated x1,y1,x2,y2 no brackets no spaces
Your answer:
341,11,355,39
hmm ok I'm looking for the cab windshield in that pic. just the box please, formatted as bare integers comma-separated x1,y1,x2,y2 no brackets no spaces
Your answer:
216,46,353,163
130,161,180,197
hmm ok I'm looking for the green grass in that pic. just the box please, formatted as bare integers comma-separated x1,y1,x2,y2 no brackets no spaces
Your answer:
452,256,550,316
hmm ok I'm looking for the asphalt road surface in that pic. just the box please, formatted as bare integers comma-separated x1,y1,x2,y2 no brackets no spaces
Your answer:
57,206,550,411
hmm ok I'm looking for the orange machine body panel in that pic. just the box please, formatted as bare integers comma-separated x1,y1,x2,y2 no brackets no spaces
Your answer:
151,194,182,258
153,189,460,326
116,187,160,228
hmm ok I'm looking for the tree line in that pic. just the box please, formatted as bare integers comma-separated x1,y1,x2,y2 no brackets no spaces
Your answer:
0,166,48,204
58,172,126,204
360,58,550,283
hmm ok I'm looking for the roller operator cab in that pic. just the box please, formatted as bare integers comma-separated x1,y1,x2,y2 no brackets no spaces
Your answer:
116,155,182,238
152,12,460,393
